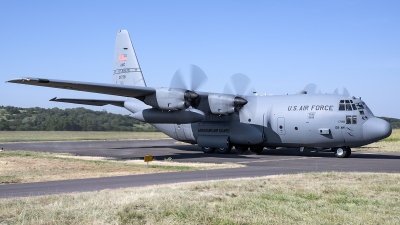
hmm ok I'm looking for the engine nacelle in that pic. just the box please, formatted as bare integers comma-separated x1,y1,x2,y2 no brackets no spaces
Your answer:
208,94,248,115
144,87,198,110
131,108,205,124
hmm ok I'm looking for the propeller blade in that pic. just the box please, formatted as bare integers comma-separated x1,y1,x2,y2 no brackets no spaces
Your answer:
333,87,350,96
170,65,208,91
304,83,321,95
223,73,255,96
170,69,186,89
189,64,208,91
223,73,257,122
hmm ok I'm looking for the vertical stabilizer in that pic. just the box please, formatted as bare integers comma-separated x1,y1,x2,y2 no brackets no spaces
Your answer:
112,30,146,87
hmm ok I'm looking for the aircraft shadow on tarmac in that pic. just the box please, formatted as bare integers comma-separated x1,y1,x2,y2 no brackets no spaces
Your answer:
109,144,400,161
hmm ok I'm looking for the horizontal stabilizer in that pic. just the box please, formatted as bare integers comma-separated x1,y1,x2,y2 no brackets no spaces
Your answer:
50,97,125,107
7,77,155,99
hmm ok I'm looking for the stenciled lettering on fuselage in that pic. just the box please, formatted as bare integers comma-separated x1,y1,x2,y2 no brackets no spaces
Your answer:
198,129,230,133
287,105,334,111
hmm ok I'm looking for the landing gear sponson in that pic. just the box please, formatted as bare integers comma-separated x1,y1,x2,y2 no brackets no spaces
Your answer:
202,145,264,155
202,146,352,158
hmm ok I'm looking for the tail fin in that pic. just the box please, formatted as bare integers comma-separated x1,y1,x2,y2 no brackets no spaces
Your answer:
112,30,146,87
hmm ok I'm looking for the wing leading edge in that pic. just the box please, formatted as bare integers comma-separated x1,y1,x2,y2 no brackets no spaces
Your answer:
49,97,125,107
7,77,155,100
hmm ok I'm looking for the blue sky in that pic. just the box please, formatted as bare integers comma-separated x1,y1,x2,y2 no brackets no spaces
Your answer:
1,1,399,118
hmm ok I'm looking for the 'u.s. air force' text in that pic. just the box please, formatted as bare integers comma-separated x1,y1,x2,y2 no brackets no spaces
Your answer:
288,105,334,111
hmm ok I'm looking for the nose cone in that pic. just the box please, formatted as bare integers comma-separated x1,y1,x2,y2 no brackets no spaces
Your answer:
363,117,392,143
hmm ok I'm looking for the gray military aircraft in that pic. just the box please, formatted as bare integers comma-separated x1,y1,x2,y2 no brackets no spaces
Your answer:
7,30,392,158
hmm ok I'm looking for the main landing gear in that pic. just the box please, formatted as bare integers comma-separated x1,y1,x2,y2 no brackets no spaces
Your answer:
201,145,264,155
201,146,232,154
333,147,351,158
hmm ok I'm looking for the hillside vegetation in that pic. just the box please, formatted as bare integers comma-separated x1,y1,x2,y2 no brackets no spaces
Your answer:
0,105,399,132
0,106,157,132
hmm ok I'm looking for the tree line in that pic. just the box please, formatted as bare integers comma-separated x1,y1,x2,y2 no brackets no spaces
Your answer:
0,105,399,131
0,106,158,131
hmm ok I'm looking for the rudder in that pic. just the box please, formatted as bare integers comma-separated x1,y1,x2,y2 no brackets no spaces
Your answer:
112,30,146,87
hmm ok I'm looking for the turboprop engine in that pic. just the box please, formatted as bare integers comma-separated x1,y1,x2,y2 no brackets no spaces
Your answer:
208,94,248,115
143,87,199,110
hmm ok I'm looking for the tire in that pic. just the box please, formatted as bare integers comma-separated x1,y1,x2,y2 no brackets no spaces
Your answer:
202,147,216,153
334,147,351,158
250,146,264,154
344,147,351,158
216,146,232,154
235,145,248,155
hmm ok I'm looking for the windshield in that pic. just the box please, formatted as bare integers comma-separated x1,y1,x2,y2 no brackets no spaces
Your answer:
360,101,374,116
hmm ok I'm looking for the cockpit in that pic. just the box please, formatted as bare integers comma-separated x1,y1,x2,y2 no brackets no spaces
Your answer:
338,99,373,120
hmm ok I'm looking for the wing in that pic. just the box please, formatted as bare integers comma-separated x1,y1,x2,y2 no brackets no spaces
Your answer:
49,97,125,107
7,77,155,100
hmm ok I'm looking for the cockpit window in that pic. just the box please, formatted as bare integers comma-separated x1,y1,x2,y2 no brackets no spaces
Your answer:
346,115,352,124
340,100,344,103
352,104,357,110
345,100,350,103
352,116,357,124
346,104,352,111
339,104,345,111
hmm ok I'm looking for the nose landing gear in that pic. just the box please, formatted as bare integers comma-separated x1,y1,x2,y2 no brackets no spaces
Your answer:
334,147,351,158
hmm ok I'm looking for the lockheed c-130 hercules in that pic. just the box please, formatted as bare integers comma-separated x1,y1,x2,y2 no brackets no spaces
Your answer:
7,30,392,158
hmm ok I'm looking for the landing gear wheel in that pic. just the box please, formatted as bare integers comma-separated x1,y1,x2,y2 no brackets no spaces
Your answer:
216,146,232,154
235,145,248,155
202,147,216,153
334,147,351,158
250,146,264,154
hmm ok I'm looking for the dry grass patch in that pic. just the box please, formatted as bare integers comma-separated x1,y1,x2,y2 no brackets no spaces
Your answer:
0,151,242,184
0,131,169,143
355,141,400,153
381,129,400,142
0,172,399,224
354,129,400,153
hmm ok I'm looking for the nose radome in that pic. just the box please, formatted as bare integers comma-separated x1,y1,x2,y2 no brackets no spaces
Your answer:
363,117,392,142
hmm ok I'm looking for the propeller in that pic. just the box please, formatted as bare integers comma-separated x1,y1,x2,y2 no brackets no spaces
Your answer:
223,73,257,122
170,64,208,90
169,64,208,108
333,87,350,96
223,73,256,96
303,83,322,95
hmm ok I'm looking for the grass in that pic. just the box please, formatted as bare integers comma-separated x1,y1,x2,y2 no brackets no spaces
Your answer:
354,129,400,153
0,172,399,224
0,131,168,142
381,129,400,142
0,151,242,184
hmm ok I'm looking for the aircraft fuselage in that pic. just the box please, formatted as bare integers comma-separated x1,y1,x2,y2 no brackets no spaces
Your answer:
144,94,391,150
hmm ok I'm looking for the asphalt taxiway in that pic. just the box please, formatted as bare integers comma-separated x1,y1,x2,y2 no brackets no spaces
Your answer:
1,139,399,198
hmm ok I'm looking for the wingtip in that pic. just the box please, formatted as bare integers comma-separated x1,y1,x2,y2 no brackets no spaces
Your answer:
7,78,34,83
50,97,57,101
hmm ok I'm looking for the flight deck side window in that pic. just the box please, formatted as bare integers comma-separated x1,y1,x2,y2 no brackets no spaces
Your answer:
356,103,364,109
352,116,357,124
346,104,352,111
346,115,352,124
352,104,357,110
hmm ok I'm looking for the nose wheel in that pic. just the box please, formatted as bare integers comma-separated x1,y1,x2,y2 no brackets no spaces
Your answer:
334,147,351,158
